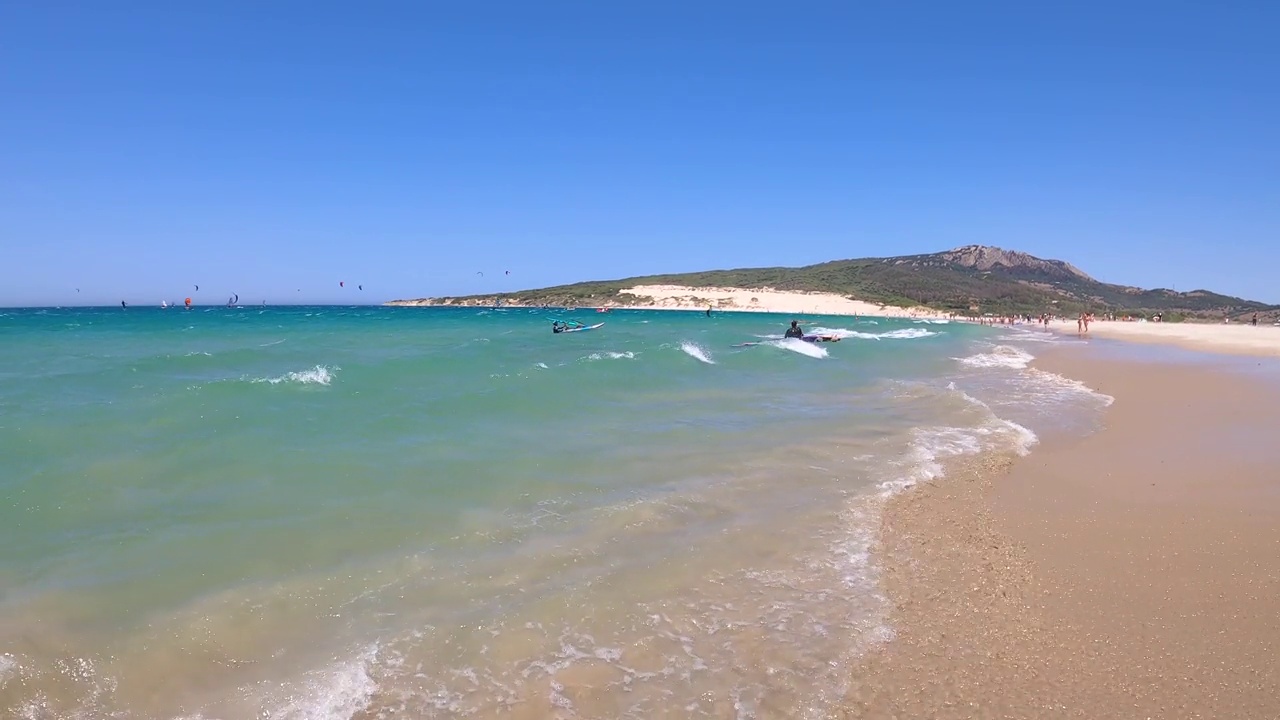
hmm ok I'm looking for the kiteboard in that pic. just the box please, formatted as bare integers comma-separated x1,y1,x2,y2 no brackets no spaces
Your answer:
556,322,604,333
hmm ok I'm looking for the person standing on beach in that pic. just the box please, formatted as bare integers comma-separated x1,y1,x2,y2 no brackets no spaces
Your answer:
1252,313,1259,326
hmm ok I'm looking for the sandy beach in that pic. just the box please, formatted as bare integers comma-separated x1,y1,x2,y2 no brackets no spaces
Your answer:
1056,319,1280,357
845,346,1280,718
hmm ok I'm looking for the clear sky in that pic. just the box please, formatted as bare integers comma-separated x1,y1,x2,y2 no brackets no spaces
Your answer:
2,1,1276,307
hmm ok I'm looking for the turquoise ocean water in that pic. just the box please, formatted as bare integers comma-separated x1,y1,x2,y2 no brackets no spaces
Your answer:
1,306,1112,719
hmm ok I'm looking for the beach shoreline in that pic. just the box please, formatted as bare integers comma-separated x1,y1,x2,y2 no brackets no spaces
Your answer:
1050,318,1280,357
844,344,1280,718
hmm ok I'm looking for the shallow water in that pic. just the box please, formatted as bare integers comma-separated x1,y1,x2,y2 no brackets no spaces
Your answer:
0,308,1109,719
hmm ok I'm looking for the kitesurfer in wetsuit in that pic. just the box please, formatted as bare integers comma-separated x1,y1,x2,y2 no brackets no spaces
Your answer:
706,306,712,317
552,321,564,334
784,320,804,339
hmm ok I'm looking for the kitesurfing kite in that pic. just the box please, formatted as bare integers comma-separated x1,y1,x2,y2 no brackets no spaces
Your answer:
340,281,345,288
505,270,511,275
476,271,484,277
358,285,363,291
195,285,199,292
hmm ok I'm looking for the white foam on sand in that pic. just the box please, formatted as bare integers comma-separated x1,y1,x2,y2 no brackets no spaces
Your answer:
0,653,16,687
884,418,1038,495
1022,368,1116,407
264,644,380,720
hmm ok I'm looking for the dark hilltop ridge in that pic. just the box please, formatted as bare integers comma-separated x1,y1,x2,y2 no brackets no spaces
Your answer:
390,245,1277,320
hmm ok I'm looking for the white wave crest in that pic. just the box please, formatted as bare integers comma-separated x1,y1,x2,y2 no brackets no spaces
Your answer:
254,365,337,386
766,338,828,358
955,345,1035,369
878,328,938,339
584,351,635,362
680,342,715,364
808,326,938,341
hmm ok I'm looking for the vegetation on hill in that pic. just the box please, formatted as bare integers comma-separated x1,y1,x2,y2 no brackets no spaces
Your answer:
393,246,1276,320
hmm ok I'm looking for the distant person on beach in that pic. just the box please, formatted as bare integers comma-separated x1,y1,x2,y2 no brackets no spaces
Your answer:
785,320,804,339
1252,313,1259,326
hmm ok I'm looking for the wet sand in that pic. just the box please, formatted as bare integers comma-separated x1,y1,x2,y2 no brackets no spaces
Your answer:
845,348,1280,719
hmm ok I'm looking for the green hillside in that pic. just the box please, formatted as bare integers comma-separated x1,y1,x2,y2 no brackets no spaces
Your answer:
392,246,1276,320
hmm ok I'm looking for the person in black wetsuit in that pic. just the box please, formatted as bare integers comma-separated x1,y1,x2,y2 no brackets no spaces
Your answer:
784,320,804,339
552,321,564,334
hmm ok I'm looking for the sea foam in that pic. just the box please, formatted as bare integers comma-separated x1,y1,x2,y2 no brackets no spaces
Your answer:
254,365,338,386
264,644,380,720
680,342,715,364
955,345,1035,369
808,326,939,341
768,338,828,358
584,351,636,362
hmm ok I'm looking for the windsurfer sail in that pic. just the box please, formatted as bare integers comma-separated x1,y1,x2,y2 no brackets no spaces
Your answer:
550,318,588,334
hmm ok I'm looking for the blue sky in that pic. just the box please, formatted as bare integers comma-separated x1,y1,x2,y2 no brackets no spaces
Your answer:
2,1,1276,306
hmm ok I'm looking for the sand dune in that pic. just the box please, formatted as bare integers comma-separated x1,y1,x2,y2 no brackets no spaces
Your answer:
618,284,947,319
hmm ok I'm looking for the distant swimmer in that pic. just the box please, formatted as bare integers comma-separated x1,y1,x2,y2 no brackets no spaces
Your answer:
121,301,128,309
784,320,804,339
706,306,712,317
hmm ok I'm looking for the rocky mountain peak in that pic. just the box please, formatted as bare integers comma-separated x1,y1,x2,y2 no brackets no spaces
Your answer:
939,245,1095,282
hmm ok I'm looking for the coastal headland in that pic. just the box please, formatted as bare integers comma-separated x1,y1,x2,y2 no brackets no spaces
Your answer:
388,245,1278,324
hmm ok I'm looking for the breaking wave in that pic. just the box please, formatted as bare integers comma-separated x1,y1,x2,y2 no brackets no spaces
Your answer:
253,365,338,386
680,342,715,364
